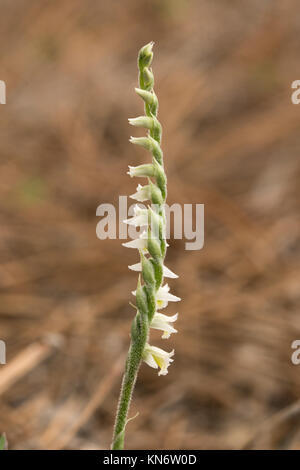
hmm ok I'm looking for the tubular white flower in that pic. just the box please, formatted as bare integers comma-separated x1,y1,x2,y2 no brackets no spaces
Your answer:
142,344,174,376
128,261,178,278
135,88,158,109
150,312,178,338
156,284,181,309
122,230,148,250
127,163,155,178
124,206,149,227
129,136,152,152
130,184,151,202
128,116,154,129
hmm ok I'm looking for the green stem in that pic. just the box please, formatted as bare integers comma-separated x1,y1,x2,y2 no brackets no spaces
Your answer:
111,321,148,450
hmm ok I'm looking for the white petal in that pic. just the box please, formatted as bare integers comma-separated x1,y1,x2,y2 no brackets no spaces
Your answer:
163,266,178,279
154,312,178,323
128,262,142,272
157,284,181,302
147,344,174,359
151,321,177,338
124,207,149,227
123,214,148,226
150,312,178,338
122,231,148,249
143,351,158,369
130,184,150,202
128,262,178,279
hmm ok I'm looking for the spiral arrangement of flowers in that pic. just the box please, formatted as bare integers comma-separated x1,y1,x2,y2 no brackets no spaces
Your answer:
112,42,180,450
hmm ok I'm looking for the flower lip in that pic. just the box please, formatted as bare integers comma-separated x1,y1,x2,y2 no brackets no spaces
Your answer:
156,284,181,309
150,312,178,339
128,261,178,279
142,344,174,376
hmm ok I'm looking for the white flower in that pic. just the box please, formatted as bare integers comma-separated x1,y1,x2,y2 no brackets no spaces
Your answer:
151,312,178,338
124,206,149,227
122,230,148,250
129,136,152,150
128,116,153,129
128,262,178,279
142,344,174,376
130,184,151,202
156,284,181,309
135,88,157,108
127,163,155,178
132,283,180,309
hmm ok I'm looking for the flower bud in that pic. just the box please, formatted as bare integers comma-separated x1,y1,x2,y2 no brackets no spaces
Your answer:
129,136,163,165
138,42,154,69
135,88,158,114
142,67,154,90
128,115,161,142
129,136,152,150
128,116,154,129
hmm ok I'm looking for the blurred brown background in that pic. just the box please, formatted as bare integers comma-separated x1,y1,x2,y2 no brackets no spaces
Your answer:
0,0,300,450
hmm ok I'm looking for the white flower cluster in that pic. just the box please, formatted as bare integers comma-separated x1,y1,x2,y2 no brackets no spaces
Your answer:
124,198,180,376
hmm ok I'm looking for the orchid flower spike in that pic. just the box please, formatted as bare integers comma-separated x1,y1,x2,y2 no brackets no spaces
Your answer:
112,43,181,451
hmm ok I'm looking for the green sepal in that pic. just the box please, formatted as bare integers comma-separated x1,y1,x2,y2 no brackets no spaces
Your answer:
147,229,162,260
150,113,162,143
160,238,167,257
140,251,155,287
153,158,167,200
151,258,163,290
148,135,163,165
148,179,163,205
148,206,161,238
135,275,148,319
135,88,158,115
144,285,156,322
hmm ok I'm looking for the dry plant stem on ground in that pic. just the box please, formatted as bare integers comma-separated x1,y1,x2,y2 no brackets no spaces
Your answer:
111,42,180,450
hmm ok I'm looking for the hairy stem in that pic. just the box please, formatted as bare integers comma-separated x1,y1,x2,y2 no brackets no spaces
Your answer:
112,313,148,450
